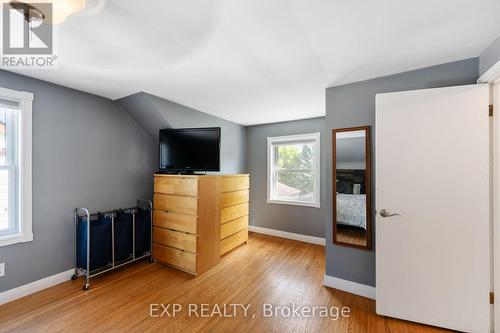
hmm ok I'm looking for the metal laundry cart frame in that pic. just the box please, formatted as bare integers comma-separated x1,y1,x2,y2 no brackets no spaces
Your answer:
72,199,153,290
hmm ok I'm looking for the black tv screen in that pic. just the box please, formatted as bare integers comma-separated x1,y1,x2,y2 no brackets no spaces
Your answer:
159,127,221,172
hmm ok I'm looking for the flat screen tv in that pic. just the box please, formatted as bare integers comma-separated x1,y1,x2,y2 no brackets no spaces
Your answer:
159,127,221,173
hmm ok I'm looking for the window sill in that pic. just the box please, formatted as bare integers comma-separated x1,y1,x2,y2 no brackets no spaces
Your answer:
267,198,320,208
0,232,33,247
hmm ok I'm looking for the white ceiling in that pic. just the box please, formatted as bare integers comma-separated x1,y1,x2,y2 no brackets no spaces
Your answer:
8,0,500,125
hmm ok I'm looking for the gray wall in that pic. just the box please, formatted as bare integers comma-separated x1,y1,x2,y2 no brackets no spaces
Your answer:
480,35,500,76
117,92,246,174
0,70,157,293
246,117,325,238
325,58,479,286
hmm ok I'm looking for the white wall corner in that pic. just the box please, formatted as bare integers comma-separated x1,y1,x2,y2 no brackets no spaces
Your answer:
323,274,376,300
248,225,325,246
0,269,74,305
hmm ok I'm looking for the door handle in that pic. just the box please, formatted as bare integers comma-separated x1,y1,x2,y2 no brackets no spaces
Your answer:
379,209,400,217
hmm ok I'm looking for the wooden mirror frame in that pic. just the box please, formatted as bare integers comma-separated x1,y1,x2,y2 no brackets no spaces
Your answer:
332,126,372,250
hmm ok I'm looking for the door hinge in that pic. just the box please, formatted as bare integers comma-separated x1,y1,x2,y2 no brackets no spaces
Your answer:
489,105,494,117
490,292,494,304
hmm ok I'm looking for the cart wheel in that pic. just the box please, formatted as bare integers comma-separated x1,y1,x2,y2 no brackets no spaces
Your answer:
83,284,90,291
71,274,78,280
148,256,154,263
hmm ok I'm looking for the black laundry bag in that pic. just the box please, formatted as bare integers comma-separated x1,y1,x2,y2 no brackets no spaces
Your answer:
135,208,151,257
76,214,112,272
114,210,134,263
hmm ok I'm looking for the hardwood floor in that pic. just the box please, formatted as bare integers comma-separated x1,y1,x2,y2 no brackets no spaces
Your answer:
336,225,367,246
0,233,450,332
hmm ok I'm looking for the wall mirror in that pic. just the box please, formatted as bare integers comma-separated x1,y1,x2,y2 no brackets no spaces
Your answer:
333,126,371,250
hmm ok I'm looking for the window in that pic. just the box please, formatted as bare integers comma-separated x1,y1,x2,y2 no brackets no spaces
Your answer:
267,132,320,208
0,87,33,247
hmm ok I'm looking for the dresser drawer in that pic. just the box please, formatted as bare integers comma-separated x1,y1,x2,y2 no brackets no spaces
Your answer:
220,215,248,240
154,194,198,215
222,176,249,192
154,176,198,196
221,190,249,208
153,243,196,273
221,202,249,224
235,176,249,191
154,210,197,234
220,228,248,255
154,227,197,253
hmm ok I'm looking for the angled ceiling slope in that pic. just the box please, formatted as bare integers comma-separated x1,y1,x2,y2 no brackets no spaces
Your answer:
117,93,172,141
117,92,245,140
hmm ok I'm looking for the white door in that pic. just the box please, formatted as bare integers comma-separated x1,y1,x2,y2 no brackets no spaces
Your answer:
375,84,490,332
494,81,500,333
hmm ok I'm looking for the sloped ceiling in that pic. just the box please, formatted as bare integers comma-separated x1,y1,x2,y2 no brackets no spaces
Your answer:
116,92,172,141
117,91,245,139
7,0,500,125
336,137,366,169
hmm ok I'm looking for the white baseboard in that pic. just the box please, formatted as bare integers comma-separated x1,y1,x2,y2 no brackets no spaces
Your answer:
248,225,325,246
323,274,376,300
0,269,74,305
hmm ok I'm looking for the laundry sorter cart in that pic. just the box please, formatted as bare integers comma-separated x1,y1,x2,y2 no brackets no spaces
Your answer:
73,199,154,290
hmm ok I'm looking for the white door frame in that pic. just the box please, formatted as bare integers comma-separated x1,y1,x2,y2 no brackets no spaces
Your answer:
479,60,500,333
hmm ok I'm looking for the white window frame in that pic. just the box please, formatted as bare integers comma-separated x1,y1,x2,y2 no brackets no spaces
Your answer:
0,87,33,247
267,132,321,208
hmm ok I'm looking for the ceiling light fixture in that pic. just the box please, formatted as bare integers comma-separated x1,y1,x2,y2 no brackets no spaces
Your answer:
7,0,86,24
8,1,45,24
48,0,86,24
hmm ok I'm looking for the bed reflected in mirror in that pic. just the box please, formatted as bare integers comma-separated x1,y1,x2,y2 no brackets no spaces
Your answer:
333,126,371,250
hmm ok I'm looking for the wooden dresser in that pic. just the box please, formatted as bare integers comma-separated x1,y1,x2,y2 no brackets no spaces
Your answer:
220,175,249,255
153,174,221,275
153,174,250,275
